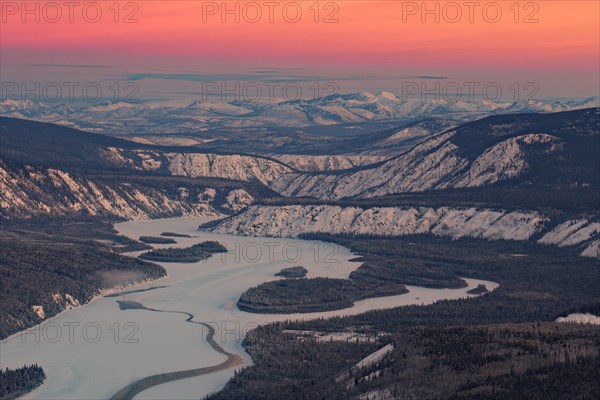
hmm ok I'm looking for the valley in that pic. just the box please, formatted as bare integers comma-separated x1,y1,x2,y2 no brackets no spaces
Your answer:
1,107,598,400
3,5,599,399
1,217,497,400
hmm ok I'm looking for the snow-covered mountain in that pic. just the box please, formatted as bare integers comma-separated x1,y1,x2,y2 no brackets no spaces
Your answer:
0,117,293,184
0,118,289,219
270,132,560,198
2,108,598,202
2,113,598,262
270,109,600,199
0,158,270,220
205,205,600,258
0,159,221,220
539,219,600,258
102,148,292,184
1,94,597,136
269,154,386,171
207,204,546,241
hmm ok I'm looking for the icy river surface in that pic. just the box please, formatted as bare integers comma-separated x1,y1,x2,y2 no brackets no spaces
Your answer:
1,217,499,399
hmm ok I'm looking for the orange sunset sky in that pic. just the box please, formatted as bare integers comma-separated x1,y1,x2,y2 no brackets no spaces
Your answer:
1,1,599,101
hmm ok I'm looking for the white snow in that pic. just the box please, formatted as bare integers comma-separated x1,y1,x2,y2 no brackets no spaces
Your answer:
539,219,600,247
0,160,223,220
359,389,394,400
65,294,80,308
166,153,291,184
354,344,394,370
271,154,385,171
99,148,290,185
208,205,546,241
581,240,600,258
32,306,46,319
1,96,595,135
198,188,217,203
539,219,591,245
222,189,254,213
539,219,600,258
455,134,561,188
560,223,600,246
271,133,563,199
555,313,600,325
281,330,380,343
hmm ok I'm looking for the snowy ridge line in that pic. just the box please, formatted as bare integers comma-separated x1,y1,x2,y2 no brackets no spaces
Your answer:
102,147,295,184
269,154,388,172
539,219,600,247
205,205,547,241
539,218,600,259
354,344,395,371
268,127,453,177
270,132,566,199
336,344,395,388
0,159,241,220
165,153,292,184
1,94,597,134
205,205,600,259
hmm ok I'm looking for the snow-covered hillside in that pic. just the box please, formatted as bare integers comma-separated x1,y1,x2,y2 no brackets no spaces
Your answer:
206,205,600,259
102,148,292,184
271,154,386,171
539,219,600,258
222,189,255,213
581,241,600,258
206,205,546,241
0,160,222,220
556,313,600,325
539,219,600,247
166,153,291,184
270,133,562,199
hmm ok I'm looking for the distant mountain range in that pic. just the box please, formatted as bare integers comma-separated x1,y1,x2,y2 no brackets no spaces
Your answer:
1,93,597,136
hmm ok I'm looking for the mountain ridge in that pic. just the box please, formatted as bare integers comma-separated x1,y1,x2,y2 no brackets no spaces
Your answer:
270,108,600,199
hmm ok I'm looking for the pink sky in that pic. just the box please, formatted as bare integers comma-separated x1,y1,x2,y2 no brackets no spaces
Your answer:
1,1,599,100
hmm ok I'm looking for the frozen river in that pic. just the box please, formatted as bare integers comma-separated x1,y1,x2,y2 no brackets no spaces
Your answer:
1,217,499,399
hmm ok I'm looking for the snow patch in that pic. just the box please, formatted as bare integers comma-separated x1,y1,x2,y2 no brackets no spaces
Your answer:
556,313,600,325
354,344,394,370
581,240,600,259
539,219,600,258
166,153,291,184
32,305,45,319
222,189,254,213
65,294,80,309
